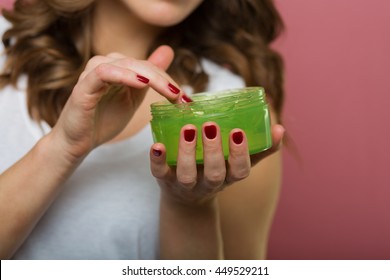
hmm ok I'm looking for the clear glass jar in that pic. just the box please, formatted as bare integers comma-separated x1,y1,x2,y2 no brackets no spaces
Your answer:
150,87,272,165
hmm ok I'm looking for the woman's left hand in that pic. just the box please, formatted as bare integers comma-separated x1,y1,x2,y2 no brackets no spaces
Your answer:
150,122,285,205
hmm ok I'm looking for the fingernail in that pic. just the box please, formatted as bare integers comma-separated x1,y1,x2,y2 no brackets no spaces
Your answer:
136,74,149,84
181,93,193,103
184,129,195,142
232,131,243,144
153,148,162,157
168,83,180,94
204,125,217,140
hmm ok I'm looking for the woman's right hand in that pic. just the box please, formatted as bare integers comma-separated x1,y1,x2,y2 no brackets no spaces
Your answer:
50,45,181,162
150,122,285,205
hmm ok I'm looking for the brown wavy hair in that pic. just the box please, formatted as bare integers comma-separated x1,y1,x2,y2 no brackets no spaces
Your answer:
0,0,284,127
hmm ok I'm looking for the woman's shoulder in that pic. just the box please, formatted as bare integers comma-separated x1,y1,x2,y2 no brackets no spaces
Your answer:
0,15,10,39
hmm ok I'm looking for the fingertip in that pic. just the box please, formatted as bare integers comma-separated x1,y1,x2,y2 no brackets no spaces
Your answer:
150,143,166,161
228,129,249,162
202,121,219,141
274,124,286,136
154,45,174,55
181,92,193,103
268,124,285,153
181,124,197,143
148,45,174,71
230,129,245,145
152,148,162,157
150,143,171,179
270,122,283,137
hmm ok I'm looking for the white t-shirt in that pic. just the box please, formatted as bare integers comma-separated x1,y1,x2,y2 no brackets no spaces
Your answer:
0,16,244,259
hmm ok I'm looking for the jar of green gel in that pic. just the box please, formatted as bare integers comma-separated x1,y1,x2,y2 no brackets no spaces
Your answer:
150,87,272,165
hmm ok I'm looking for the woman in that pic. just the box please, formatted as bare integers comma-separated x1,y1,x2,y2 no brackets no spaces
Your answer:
0,0,285,259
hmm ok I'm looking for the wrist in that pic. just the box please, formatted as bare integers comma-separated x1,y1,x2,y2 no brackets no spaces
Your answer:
38,132,86,176
160,189,219,213
44,127,91,165
159,190,223,259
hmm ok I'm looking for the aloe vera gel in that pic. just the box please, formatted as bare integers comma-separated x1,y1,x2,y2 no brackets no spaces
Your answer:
150,87,272,165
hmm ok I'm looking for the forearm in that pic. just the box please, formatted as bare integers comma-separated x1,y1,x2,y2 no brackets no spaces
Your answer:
0,133,83,259
159,194,223,260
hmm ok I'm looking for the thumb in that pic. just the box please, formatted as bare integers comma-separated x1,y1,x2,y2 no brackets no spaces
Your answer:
250,124,285,166
147,45,174,71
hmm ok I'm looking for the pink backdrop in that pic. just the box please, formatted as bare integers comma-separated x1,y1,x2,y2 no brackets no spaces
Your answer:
2,0,390,259
0,0,13,11
269,0,390,259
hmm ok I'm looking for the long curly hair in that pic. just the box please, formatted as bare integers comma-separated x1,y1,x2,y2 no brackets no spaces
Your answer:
0,0,284,127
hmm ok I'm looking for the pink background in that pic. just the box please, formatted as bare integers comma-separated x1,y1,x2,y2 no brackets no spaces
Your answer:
2,1,390,259
0,0,12,11
269,0,390,259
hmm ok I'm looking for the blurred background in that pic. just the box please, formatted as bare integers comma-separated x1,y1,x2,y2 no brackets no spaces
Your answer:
269,0,390,259
0,0,12,11
1,0,389,259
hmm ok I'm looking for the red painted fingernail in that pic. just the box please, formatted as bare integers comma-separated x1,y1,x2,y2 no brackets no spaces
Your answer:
181,93,193,103
153,148,162,157
168,83,180,94
232,131,244,144
204,125,217,140
136,74,149,84
184,129,195,142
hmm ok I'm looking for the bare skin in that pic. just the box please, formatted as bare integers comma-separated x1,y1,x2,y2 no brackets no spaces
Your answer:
0,0,285,259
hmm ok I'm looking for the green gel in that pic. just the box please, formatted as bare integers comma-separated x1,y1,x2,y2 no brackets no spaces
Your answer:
150,87,272,165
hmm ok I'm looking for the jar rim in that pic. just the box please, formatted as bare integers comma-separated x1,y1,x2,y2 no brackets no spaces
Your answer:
151,86,265,109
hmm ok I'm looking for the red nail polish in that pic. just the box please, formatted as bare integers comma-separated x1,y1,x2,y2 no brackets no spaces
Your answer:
168,83,180,94
153,149,162,157
204,125,217,140
136,74,149,84
232,131,244,144
184,129,195,142
181,93,193,103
